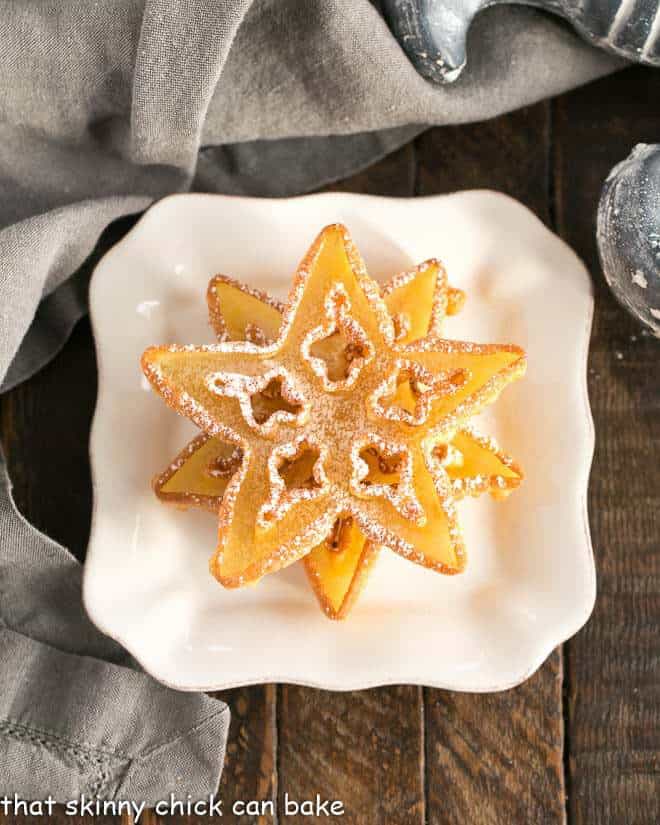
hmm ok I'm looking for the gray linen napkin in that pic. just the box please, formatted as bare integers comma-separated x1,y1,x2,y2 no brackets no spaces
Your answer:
0,0,622,803
0,450,230,803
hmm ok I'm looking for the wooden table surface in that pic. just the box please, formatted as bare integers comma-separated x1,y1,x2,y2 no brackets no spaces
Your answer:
1,66,659,825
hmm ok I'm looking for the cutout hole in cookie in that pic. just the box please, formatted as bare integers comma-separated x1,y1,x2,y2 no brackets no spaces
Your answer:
251,376,302,424
279,446,322,493
309,329,370,383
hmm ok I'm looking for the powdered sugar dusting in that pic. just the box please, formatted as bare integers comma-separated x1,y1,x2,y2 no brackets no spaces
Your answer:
142,223,526,604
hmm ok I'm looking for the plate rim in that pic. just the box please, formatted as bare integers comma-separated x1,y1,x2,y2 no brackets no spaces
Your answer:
82,189,596,693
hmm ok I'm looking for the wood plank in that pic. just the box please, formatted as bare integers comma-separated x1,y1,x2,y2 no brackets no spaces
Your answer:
414,105,550,221
424,655,564,824
278,685,424,824
416,103,567,825
327,139,417,196
1,317,97,560
214,685,277,825
276,141,425,825
553,66,660,825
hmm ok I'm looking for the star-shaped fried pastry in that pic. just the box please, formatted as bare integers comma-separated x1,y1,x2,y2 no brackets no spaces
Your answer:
142,225,526,589
153,256,522,618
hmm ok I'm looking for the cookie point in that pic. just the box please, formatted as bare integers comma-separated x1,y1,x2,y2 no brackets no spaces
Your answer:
317,222,353,247
140,346,161,376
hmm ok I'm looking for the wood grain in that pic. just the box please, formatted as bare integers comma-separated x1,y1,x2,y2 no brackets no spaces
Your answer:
414,104,551,220
215,685,277,825
553,66,660,825
328,140,417,196
1,317,97,561
278,685,424,824
424,655,565,825
415,103,567,825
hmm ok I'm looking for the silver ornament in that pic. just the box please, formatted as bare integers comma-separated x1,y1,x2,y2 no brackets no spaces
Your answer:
597,143,660,337
382,0,660,83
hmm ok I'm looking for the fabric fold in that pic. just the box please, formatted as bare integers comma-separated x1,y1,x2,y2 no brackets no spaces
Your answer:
0,197,152,391
0,450,230,800
0,449,125,662
131,0,255,170
0,629,229,803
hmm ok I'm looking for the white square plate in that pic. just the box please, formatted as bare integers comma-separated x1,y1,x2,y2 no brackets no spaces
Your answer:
84,192,595,692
